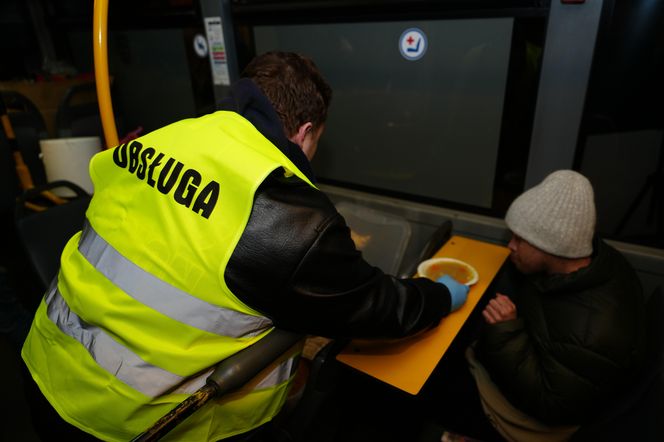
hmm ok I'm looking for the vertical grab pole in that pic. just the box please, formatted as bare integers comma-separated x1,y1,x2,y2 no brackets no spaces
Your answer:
93,0,119,149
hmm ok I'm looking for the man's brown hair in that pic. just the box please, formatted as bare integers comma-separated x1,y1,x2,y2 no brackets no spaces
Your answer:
242,51,332,137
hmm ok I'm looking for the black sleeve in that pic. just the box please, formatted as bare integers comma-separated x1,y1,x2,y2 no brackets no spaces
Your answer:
225,174,452,339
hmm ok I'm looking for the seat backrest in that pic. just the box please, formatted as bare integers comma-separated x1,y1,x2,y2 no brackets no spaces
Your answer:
15,181,91,292
399,220,452,278
0,136,20,214
55,82,104,139
0,90,49,186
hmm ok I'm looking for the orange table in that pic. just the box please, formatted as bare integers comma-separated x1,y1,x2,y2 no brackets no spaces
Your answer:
336,235,510,395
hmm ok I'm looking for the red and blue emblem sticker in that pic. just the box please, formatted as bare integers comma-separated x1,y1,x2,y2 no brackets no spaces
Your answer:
399,28,427,61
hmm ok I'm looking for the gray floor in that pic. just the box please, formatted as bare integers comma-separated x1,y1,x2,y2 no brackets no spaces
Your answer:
0,334,41,442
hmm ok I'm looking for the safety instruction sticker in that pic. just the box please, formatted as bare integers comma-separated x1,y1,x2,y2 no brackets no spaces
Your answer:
399,28,427,61
204,17,230,86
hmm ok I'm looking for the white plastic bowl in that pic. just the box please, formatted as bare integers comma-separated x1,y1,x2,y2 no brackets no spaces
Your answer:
417,257,479,286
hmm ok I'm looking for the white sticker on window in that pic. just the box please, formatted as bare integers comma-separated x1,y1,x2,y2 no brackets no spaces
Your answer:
399,28,428,61
193,34,208,58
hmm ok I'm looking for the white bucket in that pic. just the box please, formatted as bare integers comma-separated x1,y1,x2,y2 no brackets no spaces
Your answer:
39,136,102,197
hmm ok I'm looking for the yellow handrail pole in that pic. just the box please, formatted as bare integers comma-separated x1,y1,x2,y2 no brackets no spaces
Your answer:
93,0,119,149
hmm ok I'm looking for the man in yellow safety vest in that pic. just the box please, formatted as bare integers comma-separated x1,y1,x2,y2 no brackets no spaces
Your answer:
21,51,469,441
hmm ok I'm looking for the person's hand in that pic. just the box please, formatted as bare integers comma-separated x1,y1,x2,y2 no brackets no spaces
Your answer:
482,293,517,324
436,274,470,312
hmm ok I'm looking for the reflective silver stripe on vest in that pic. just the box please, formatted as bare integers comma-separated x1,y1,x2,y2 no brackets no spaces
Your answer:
78,220,272,338
45,280,296,397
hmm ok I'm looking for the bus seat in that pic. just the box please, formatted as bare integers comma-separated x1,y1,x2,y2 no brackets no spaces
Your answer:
399,220,452,278
55,82,102,139
14,180,91,297
1,90,49,186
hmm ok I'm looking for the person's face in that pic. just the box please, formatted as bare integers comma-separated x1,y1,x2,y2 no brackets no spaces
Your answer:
507,233,549,274
300,124,325,161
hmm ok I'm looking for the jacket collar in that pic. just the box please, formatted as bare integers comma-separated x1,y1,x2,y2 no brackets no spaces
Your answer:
531,236,609,293
217,78,316,183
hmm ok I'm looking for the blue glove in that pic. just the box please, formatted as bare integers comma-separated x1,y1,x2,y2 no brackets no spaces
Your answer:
436,274,469,312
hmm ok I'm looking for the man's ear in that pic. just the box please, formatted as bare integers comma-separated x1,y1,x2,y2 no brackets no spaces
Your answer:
289,122,313,148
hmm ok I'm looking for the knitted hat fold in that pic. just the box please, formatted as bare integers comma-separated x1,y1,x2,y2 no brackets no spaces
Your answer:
505,170,595,258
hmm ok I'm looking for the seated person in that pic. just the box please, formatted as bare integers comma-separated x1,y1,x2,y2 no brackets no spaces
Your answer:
469,170,648,441
417,170,647,442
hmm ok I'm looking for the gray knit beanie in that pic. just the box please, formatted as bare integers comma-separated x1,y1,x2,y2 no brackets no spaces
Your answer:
505,170,596,258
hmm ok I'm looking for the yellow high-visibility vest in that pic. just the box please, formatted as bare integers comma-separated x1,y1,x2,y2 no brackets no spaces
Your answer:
22,111,314,441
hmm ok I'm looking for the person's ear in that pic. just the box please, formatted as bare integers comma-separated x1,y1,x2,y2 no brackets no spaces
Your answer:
289,122,313,148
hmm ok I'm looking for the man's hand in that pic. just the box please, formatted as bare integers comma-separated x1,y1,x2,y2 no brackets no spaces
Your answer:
482,293,517,324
